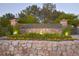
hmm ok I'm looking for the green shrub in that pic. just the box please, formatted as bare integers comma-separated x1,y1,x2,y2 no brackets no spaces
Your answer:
7,33,76,41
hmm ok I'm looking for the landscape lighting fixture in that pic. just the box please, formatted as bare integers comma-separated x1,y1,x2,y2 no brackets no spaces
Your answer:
13,30,18,35
40,31,43,35
65,32,69,36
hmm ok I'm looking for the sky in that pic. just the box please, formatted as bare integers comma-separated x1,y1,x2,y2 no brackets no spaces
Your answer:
0,3,79,16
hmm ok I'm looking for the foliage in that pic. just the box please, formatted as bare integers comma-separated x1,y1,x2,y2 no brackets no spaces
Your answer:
18,15,38,24
7,33,76,41
0,26,5,36
0,19,10,27
17,3,78,25
68,19,79,27
0,18,11,36
43,3,56,11
54,13,78,25
0,13,15,36
62,26,72,36
0,4,79,37
18,3,57,23
1,13,15,20
0,18,19,36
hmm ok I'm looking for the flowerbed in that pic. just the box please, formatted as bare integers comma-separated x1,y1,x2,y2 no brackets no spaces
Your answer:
7,33,76,41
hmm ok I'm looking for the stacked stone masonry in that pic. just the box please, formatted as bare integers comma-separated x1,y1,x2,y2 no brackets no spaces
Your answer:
0,40,79,56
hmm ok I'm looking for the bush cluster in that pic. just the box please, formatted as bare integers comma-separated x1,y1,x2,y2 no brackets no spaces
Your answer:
7,33,76,41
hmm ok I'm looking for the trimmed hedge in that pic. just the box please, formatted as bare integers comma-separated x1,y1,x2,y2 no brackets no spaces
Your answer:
7,33,76,41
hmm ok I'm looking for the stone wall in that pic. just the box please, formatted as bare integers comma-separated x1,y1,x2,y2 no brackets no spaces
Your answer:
0,40,79,56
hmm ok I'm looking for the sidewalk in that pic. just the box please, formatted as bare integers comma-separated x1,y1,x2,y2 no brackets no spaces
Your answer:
71,35,79,39
0,36,8,40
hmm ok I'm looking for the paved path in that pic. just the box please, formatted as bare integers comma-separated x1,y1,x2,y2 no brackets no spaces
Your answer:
0,36,7,40
71,35,79,39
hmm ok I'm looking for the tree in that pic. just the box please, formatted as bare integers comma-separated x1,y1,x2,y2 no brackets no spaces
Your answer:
1,13,15,20
40,3,56,23
18,4,78,25
18,12,26,18
54,12,78,25
43,3,56,12
0,19,10,27
18,4,57,23
0,13,15,36
18,5,40,24
21,5,40,17
18,15,38,24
